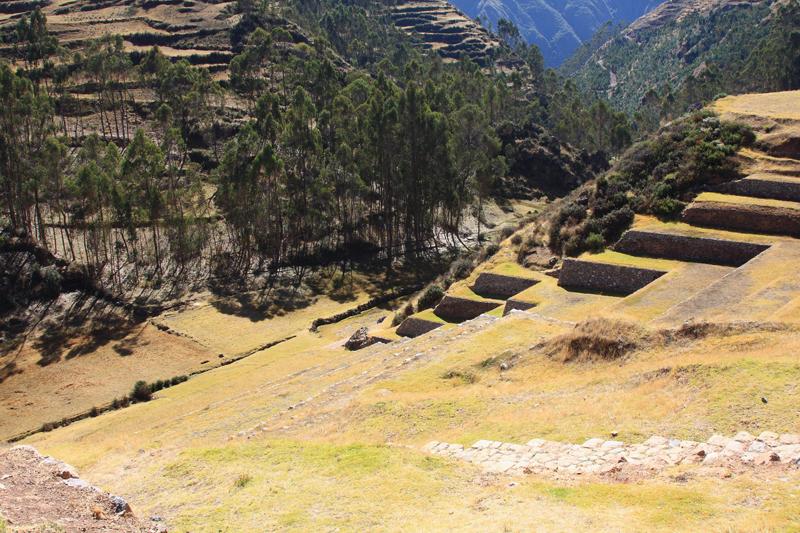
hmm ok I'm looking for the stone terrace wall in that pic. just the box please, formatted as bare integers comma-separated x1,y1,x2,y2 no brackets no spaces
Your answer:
683,202,800,237
396,317,443,338
472,273,539,299
425,430,800,477
721,179,800,203
558,259,666,296
433,296,500,322
503,300,536,316
615,230,769,267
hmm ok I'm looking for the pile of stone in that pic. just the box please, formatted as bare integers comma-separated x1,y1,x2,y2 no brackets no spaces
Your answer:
424,431,800,476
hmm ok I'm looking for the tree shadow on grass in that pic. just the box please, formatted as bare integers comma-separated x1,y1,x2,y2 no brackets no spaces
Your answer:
32,295,142,366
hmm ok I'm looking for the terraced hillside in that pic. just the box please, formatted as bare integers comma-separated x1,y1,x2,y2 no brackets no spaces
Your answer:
389,0,508,66
0,0,240,78
10,91,800,532
387,90,800,339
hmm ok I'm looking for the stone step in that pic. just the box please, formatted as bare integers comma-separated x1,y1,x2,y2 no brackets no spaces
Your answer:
424,431,800,476
720,173,800,203
558,257,668,296
610,262,734,323
471,271,539,299
433,295,501,322
395,316,443,338
653,241,800,326
506,274,621,321
682,193,800,237
615,227,770,267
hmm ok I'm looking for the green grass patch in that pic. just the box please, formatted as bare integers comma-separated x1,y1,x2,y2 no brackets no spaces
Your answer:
487,262,539,279
160,440,463,531
578,250,681,271
412,309,447,324
533,481,717,528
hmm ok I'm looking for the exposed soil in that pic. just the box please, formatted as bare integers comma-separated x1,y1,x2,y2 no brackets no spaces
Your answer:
0,445,162,532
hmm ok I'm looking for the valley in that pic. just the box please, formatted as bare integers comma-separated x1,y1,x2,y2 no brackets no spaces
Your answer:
0,0,799,530
5,90,799,531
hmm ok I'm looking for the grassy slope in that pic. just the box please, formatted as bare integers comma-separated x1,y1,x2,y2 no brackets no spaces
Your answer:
24,310,800,531
17,92,800,531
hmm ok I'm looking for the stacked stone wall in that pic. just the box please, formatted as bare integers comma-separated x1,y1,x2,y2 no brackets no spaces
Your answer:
396,317,443,338
433,296,500,322
615,230,769,267
683,202,800,237
472,272,538,299
558,259,666,296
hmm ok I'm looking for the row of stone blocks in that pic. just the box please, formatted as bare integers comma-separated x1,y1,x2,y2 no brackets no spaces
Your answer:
615,230,769,267
557,258,667,296
424,431,800,476
433,296,500,322
395,317,443,338
471,272,539,299
721,177,800,203
683,201,800,237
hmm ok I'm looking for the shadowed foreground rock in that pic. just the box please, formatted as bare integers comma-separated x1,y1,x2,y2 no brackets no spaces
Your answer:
0,445,164,532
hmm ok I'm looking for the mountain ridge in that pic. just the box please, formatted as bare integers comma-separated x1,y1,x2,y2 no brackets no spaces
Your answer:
448,0,665,65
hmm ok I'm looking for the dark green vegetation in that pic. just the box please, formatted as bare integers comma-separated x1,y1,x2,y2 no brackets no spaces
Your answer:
546,112,755,256
571,0,800,117
0,0,629,313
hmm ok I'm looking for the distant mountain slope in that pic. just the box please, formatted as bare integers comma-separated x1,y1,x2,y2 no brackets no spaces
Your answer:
448,0,664,66
570,0,800,115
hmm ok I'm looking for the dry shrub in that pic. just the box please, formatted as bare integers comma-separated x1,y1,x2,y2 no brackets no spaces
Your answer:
545,318,647,363
441,369,477,384
659,320,792,344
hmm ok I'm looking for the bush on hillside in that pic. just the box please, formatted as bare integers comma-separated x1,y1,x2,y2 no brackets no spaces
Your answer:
417,285,445,311
547,112,754,256
449,258,473,280
131,380,152,402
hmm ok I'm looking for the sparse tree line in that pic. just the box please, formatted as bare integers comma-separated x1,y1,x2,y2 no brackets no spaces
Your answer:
0,3,633,301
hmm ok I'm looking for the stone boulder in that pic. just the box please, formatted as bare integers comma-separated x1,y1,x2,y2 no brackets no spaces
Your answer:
344,327,378,351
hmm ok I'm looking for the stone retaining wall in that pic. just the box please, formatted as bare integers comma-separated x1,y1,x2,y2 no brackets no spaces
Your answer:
433,295,501,322
721,178,800,203
615,230,769,267
683,202,800,237
558,259,666,296
503,299,536,316
472,272,538,299
396,317,443,338
425,430,800,477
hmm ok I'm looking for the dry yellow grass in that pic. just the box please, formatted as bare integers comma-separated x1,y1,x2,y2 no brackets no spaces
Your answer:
713,91,800,121
24,311,800,531
0,323,212,440
695,192,800,210
632,215,780,244
14,92,800,531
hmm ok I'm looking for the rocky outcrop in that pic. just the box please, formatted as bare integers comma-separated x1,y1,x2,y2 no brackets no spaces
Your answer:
494,122,608,199
558,258,667,296
0,445,162,531
614,230,769,267
345,327,383,351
